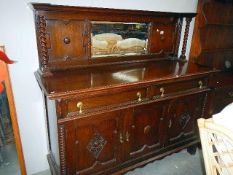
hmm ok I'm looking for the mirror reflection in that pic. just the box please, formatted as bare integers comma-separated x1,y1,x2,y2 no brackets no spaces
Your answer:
91,22,149,57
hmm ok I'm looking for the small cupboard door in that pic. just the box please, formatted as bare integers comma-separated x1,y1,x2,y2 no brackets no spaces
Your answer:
60,110,122,175
165,92,207,146
45,20,89,69
125,101,167,160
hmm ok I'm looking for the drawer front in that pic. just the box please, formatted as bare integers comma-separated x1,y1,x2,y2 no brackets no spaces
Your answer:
65,88,148,116
152,77,208,98
213,86,233,114
209,72,233,88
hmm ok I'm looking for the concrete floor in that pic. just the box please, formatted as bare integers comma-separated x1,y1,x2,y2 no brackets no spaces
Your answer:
0,143,20,175
0,146,206,175
126,149,205,175
34,148,206,175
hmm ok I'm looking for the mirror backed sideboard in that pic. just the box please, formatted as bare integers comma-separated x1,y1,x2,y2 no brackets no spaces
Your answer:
32,1,233,174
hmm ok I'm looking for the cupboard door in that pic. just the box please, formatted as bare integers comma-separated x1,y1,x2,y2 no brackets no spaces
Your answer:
165,93,206,146
46,20,89,69
126,101,167,160
60,111,121,175
212,86,233,114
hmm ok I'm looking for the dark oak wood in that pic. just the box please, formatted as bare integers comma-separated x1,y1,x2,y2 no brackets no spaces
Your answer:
126,101,166,160
38,60,214,175
31,3,196,76
190,0,233,70
209,71,233,114
31,3,231,175
189,0,233,116
165,93,207,146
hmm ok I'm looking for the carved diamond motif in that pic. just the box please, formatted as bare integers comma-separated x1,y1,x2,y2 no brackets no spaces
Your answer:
87,132,107,158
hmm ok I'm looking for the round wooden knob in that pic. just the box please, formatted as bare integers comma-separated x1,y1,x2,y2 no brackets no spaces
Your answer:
63,37,71,44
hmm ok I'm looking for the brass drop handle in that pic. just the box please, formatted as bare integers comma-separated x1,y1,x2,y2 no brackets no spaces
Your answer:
125,131,130,142
198,81,203,89
160,87,165,97
144,125,151,134
119,133,124,143
168,119,172,128
137,92,142,102
77,102,83,114
228,92,233,97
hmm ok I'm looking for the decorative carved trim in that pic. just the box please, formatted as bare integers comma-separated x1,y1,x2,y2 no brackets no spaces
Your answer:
174,18,183,57
37,15,51,76
179,17,192,61
201,93,208,118
84,20,91,59
58,125,66,175
87,132,107,159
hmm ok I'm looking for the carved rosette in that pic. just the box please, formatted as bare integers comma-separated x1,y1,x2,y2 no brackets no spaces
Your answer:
58,125,66,175
37,15,50,74
87,132,107,159
180,17,192,61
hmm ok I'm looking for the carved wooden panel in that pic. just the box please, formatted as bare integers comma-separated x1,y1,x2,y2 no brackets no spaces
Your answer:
63,110,121,175
86,132,107,159
149,22,177,54
46,20,89,66
165,92,206,146
126,101,167,160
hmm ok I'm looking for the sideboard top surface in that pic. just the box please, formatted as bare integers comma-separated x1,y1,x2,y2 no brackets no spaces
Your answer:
35,60,216,99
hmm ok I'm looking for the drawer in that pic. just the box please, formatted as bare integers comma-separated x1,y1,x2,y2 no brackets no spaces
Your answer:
152,77,208,98
212,86,233,114
65,87,148,116
209,72,233,88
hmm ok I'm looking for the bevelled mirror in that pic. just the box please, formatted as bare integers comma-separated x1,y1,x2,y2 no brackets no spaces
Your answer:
91,22,149,58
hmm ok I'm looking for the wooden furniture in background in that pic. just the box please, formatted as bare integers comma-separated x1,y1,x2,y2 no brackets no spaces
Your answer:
189,0,233,115
0,46,26,175
32,3,221,175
